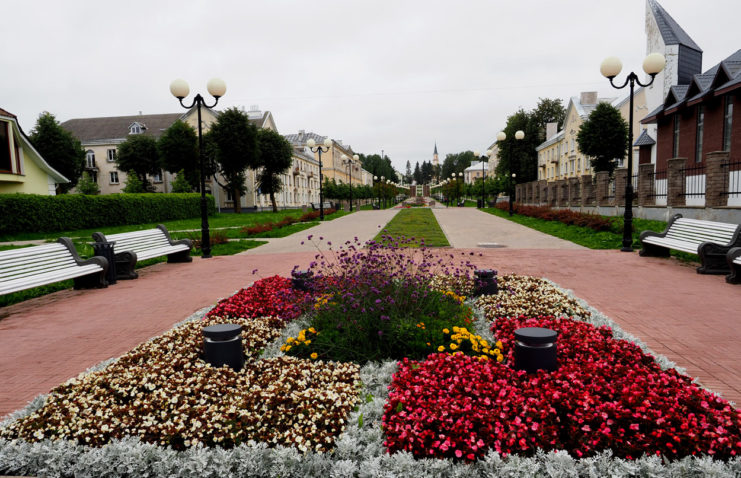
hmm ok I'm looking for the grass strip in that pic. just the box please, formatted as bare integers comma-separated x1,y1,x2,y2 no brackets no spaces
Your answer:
374,208,449,247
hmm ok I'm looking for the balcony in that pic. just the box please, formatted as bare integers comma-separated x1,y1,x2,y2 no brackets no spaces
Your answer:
293,167,300,175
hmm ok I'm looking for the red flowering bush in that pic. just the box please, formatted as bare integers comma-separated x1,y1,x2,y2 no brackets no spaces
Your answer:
494,203,612,231
383,316,741,462
206,275,309,322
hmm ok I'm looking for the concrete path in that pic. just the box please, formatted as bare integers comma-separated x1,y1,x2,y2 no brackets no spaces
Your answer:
242,209,399,254
432,207,586,249
1,208,740,420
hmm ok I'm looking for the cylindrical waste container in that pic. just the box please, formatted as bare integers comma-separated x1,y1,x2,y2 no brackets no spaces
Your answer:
203,323,244,371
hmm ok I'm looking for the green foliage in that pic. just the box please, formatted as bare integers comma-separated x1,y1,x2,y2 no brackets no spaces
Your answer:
76,171,100,195
374,208,450,247
158,120,199,188
0,193,215,235
256,128,293,212
357,153,397,181
122,170,145,193
206,107,258,211
441,151,474,180
30,112,86,193
116,134,159,189
530,97,567,143
577,102,629,176
170,170,194,193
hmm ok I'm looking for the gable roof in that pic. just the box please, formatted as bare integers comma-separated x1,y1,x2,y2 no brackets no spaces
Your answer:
633,130,656,147
0,108,68,183
647,0,702,52
284,131,328,145
61,113,184,143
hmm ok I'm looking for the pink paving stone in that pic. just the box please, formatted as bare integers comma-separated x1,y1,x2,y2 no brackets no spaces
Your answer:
0,247,739,419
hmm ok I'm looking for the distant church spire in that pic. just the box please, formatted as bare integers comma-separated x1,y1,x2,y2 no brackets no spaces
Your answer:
433,142,439,166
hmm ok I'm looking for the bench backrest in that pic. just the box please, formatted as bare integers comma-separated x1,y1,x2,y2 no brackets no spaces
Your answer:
0,243,79,283
666,218,739,246
103,229,173,254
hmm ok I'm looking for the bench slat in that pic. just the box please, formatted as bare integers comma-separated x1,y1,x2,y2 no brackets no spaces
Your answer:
0,243,68,260
0,265,103,295
642,237,700,254
133,245,190,261
0,250,76,269
675,218,739,230
0,256,78,279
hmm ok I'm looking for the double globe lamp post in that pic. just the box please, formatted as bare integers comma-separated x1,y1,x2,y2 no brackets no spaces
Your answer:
306,137,332,220
474,149,492,208
169,78,227,259
341,154,360,211
600,52,666,251
497,130,524,216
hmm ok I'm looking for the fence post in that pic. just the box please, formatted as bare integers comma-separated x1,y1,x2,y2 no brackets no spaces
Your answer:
595,171,610,207
638,163,655,206
548,182,557,206
539,180,548,205
568,177,580,207
614,168,627,206
667,157,687,207
580,174,594,207
705,151,729,208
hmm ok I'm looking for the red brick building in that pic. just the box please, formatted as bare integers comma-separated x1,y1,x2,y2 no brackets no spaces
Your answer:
642,49,741,171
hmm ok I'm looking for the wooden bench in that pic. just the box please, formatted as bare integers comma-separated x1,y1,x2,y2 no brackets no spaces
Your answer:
726,248,741,284
0,237,108,295
92,225,192,280
639,214,741,274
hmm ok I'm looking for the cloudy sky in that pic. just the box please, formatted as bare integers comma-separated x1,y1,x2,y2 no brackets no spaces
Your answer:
2,0,740,173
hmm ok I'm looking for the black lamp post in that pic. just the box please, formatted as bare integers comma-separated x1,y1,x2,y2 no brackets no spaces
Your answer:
601,53,666,252
474,149,492,208
498,130,524,217
342,154,359,211
170,78,226,259
307,137,332,220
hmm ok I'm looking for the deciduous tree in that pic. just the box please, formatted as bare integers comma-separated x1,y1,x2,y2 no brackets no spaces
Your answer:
30,112,86,193
256,128,293,212
116,134,159,191
158,120,198,191
577,102,628,176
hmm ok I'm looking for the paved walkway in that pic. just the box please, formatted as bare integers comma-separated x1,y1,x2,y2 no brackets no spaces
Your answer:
1,209,739,419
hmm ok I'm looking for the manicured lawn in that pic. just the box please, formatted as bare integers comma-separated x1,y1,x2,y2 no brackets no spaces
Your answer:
374,208,449,247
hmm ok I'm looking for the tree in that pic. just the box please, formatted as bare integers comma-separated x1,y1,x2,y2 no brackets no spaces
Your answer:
256,128,293,212
494,109,540,183
122,170,145,193
76,171,100,195
206,107,258,213
158,120,198,191
29,112,86,193
116,134,159,191
170,170,194,193
577,102,628,176
421,161,434,183
405,160,412,184
413,162,422,184
357,153,397,182
441,151,475,180
530,98,566,143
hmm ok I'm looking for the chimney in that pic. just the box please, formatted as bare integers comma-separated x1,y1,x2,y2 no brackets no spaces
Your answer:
580,91,598,105
545,122,558,139
298,129,305,141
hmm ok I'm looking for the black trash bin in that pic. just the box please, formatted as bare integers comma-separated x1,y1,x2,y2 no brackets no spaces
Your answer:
90,241,117,285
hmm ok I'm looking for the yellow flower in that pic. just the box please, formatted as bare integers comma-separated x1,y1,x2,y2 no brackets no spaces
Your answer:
304,340,311,345
287,337,295,344
308,327,316,334
497,355,504,362
285,345,292,352
496,341,503,349
437,346,445,352
442,328,450,334
479,355,489,361
310,353,318,360
426,342,431,346
493,349,500,355
449,343,458,350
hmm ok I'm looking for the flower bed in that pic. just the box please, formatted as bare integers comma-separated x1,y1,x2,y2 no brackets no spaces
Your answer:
1,248,740,476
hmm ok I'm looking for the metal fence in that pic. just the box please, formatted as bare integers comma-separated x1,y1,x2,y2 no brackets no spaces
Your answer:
680,164,706,197
606,180,616,199
648,169,667,198
721,160,741,198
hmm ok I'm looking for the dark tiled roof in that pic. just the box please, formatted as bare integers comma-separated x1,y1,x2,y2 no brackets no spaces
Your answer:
634,130,656,146
60,113,184,143
648,0,702,52
284,131,327,145
0,107,17,118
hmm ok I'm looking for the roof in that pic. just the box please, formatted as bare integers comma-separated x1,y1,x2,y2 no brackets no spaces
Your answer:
633,130,656,147
535,129,565,152
647,0,702,52
0,108,69,183
464,161,488,172
642,49,741,123
284,131,328,145
61,113,184,143
434,142,438,155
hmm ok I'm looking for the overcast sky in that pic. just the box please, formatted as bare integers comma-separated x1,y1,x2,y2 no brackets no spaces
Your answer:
2,0,740,173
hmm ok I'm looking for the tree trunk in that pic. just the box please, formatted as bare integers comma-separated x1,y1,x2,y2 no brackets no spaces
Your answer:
269,191,278,213
233,187,242,213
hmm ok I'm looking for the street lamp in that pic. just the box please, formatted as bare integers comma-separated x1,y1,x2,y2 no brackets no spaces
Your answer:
474,150,492,208
601,52,666,252
497,130,524,216
341,154,359,211
307,137,332,220
170,77,226,259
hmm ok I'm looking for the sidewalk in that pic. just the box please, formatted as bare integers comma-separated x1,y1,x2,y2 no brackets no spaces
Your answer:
1,209,739,419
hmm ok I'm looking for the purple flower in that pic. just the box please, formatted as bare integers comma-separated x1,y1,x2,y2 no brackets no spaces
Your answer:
377,330,383,337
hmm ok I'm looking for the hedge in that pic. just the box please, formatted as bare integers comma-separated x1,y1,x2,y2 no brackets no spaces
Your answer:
0,193,216,235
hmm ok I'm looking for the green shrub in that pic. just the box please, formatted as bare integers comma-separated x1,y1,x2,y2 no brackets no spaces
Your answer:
0,193,215,234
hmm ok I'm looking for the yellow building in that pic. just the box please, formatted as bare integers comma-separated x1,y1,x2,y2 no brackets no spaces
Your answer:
0,108,68,195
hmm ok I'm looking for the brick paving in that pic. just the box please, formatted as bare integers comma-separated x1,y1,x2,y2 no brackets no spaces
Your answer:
1,210,739,420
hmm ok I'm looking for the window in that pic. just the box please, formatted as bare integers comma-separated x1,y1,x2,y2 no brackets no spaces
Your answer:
152,170,163,183
673,114,680,157
109,171,119,184
129,123,142,135
695,105,704,163
0,122,11,172
723,96,734,152
85,150,96,169
107,149,116,162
